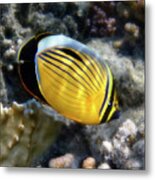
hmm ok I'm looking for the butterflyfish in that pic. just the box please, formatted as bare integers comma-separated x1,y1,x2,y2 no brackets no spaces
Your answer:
18,33,120,125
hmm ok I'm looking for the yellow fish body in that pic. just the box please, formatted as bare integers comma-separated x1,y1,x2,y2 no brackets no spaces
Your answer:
18,33,119,125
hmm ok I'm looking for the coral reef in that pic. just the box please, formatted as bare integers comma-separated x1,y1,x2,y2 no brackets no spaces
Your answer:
86,2,117,37
0,100,63,167
85,0,144,56
0,2,144,169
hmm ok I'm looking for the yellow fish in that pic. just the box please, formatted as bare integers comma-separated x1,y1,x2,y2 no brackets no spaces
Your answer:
18,33,119,125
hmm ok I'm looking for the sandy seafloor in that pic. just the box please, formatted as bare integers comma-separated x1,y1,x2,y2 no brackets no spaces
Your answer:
0,1,145,169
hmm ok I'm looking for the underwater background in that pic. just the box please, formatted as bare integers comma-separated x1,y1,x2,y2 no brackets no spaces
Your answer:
0,1,145,169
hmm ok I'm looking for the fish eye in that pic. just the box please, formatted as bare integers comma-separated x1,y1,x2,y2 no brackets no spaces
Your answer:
108,101,118,108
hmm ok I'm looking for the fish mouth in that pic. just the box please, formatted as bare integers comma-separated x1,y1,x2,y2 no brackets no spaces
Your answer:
111,110,120,121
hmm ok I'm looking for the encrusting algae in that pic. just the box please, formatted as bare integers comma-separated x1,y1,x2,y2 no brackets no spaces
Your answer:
0,100,62,167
